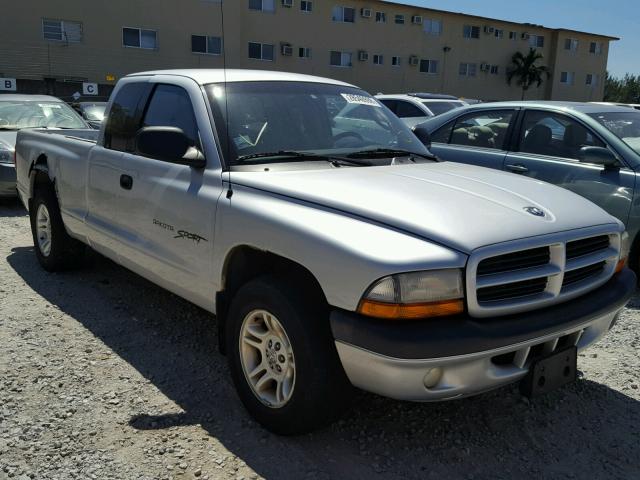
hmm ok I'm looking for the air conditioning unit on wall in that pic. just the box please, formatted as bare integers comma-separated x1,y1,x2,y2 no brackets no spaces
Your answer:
281,0,293,7
409,55,419,66
480,63,490,72
411,15,423,25
484,26,495,34
521,32,530,40
358,50,369,61
281,44,293,56
361,8,372,18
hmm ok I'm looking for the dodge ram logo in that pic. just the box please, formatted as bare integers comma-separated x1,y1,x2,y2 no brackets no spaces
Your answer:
524,206,545,217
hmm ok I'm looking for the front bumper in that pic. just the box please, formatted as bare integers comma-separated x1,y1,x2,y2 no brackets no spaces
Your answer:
0,163,17,197
331,269,636,401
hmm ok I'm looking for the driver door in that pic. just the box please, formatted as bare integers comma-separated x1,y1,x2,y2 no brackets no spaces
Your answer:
502,109,634,226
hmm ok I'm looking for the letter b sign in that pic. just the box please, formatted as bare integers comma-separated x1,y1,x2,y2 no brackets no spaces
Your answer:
0,78,17,91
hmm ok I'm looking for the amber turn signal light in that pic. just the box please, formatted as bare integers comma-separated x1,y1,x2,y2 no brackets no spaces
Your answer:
357,298,464,320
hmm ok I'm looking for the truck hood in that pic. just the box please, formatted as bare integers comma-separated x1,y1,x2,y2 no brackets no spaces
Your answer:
230,162,619,253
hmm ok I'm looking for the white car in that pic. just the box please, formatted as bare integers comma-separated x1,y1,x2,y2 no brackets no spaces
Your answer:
376,93,468,128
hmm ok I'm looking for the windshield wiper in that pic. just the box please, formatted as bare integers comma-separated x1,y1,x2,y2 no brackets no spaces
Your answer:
236,150,372,167
346,148,438,161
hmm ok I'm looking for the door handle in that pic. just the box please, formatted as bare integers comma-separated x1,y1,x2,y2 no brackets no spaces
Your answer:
505,163,529,173
120,174,133,190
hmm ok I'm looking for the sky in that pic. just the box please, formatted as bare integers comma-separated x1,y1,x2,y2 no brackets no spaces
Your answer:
389,0,638,78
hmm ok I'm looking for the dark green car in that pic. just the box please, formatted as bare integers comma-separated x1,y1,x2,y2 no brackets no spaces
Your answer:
418,101,640,270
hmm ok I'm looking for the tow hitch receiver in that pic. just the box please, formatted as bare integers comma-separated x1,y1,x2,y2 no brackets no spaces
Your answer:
520,346,578,398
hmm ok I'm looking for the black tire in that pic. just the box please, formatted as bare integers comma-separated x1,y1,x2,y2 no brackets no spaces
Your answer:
29,184,84,271
226,275,354,435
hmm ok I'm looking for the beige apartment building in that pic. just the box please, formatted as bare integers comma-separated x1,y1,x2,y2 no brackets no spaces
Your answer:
0,0,617,102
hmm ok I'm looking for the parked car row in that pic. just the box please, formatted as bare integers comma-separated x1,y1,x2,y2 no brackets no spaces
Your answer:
11,69,635,435
413,101,640,269
0,94,90,197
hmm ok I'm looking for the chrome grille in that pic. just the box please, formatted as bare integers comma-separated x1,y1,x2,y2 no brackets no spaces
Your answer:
467,227,621,318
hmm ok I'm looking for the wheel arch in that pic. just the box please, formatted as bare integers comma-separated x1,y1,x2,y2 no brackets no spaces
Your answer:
215,245,328,355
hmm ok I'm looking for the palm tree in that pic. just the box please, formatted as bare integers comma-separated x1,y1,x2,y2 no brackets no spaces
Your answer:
506,48,551,100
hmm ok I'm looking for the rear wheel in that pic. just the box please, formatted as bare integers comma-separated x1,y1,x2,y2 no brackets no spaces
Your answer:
30,185,84,271
226,275,354,435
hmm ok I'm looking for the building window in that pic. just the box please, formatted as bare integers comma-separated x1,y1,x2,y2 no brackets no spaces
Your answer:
490,65,499,75
419,59,439,74
509,31,517,40
299,47,312,58
494,29,504,39
394,14,405,24
529,34,544,48
332,6,355,23
375,11,386,23
586,73,601,87
42,19,83,42
330,50,352,67
392,56,401,66
459,62,477,77
564,38,578,51
372,54,384,65
463,25,480,39
248,42,274,61
249,0,275,12
589,41,603,54
191,35,222,55
123,27,157,49
300,0,313,12
560,71,575,85
423,18,442,35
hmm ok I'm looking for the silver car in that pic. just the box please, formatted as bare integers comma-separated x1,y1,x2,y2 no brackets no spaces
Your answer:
0,94,87,197
417,101,640,271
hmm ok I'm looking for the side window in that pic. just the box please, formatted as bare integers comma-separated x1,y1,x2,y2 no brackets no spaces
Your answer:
379,99,397,114
449,110,515,150
431,120,455,143
103,82,152,152
142,84,200,148
394,100,425,118
519,110,604,161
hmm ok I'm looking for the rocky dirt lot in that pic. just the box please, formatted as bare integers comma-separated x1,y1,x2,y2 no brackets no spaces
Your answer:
0,197,639,480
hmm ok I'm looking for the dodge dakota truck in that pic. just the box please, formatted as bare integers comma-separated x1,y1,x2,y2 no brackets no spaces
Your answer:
15,70,636,435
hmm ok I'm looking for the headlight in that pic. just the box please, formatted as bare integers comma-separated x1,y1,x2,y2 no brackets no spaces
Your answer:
357,269,464,320
0,142,13,164
616,231,630,273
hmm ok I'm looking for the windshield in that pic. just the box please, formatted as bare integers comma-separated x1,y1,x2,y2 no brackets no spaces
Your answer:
81,104,107,122
0,100,86,130
423,101,465,117
205,81,430,166
589,111,640,155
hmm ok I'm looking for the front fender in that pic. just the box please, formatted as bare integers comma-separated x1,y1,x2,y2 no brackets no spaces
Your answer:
213,184,467,311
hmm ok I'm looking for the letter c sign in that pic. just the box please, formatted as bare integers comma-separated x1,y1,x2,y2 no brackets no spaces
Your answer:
82,82,98,96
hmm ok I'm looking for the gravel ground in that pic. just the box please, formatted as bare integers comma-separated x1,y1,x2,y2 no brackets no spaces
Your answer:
1,197,639,480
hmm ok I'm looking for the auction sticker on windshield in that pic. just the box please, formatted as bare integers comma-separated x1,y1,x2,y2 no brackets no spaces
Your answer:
341,93,381,107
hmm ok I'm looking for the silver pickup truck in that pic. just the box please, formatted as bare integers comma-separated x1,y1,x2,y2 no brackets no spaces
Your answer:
15,69,636,435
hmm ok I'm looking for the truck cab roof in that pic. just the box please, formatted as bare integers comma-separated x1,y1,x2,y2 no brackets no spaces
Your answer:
128,69,356,87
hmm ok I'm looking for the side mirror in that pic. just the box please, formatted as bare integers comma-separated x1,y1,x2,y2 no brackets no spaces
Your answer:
135,126,206,168
412,125,432,148
579,146,618,169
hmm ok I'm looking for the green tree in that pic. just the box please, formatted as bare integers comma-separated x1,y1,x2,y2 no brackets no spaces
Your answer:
506,48,551,100
604,73,640,103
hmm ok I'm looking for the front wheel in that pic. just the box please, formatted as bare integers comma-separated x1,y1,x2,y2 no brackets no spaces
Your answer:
226,275,354,435
30,185,84,271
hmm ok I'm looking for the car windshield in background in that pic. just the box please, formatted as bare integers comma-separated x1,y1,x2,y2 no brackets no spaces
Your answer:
205,81,429,165
589,111,640,155
81,104,107,122
0,100,86,130
423,101,465,116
